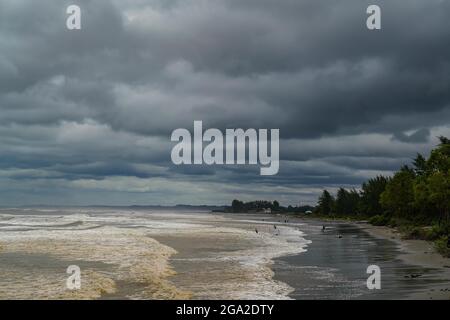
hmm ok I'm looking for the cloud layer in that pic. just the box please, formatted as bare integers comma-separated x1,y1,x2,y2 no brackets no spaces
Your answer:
0,0,449,205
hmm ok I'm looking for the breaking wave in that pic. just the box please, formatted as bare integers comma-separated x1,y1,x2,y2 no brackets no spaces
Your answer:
0,209,308,299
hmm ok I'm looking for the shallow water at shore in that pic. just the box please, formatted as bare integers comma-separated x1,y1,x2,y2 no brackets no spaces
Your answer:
270,219,447,299
0,208,308,299
0,208,448,299
152,216,309,299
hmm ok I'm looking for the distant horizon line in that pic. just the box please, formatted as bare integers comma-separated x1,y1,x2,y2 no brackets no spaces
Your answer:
0,202,317,209
0,204,227,209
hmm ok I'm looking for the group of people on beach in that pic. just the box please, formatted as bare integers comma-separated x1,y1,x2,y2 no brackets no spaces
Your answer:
254,218,344,239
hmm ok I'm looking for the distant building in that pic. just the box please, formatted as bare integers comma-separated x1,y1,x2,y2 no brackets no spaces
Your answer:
263,208,272,214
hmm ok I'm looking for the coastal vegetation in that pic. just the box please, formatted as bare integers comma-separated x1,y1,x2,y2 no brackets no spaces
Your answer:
227,199,314,214
227,137,449,257
314,136,449,257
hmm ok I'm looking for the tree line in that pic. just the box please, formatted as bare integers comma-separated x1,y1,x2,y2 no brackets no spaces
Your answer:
316,137,449,255
229,199,314,214
224,138,448,254
316,136,449,224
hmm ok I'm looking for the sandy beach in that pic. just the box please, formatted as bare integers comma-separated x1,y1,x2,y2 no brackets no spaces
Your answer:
267,215,450,300
357,222,450,299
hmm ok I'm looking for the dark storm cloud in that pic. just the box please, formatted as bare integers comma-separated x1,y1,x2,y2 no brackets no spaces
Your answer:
0,0,449,205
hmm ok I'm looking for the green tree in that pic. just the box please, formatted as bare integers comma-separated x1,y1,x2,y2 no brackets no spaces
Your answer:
359,176,388,216
317,190,335,215
413,153,427,176
427,136,450,173
413,137,450,223
427,171,450,223
348,189,361,215
334,188,348,216
380,166,415,217
335,188,359,216
231,199,244,213
273,200,280,211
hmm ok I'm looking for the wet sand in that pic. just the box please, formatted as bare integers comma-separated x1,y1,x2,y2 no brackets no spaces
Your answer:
152,214,309,299
359,223,450,299
267,216,450,300
151,213,450,299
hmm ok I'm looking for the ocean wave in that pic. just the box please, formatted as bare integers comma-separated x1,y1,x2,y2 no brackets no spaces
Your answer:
0,209,309,300
146,219,311,300
202,226,310,299
0,223,190,299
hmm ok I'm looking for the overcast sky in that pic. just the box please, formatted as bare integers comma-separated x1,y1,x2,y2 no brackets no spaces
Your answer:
0,0,449,206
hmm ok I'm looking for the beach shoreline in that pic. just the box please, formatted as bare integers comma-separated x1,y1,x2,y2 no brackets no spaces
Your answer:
1,208,449,300
277,214,450,299
356,222,450,299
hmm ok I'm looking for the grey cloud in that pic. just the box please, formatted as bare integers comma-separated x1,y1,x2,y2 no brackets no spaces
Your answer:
0,0,449,205
392,128,430,143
